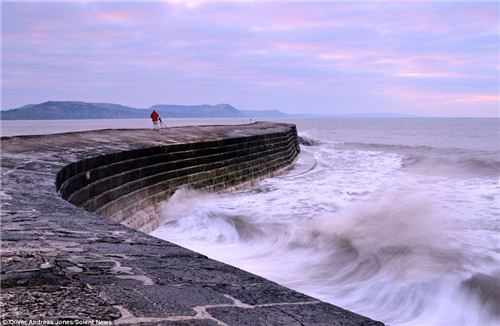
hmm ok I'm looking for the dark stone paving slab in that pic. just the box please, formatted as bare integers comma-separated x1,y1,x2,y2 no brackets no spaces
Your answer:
207,302,383,326
1,123,384,325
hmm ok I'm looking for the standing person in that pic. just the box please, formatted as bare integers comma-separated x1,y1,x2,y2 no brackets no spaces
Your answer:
150,110,160,131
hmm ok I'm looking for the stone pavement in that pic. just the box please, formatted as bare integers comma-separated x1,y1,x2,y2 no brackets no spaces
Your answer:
1,122,384,325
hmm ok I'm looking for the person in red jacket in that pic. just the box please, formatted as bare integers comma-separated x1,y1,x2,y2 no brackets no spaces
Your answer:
150,110,160,131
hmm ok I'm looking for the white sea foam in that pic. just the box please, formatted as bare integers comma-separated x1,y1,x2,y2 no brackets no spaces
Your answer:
4,117,497,325
151,119,500,325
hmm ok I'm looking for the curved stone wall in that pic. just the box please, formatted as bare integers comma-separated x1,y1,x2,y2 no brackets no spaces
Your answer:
1,122,383,325
56,127,299,233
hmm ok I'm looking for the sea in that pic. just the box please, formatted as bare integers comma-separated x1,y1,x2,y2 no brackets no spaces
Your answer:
2,118,499,325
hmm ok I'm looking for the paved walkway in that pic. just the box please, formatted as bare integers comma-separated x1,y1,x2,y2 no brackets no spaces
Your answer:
1,123,384,325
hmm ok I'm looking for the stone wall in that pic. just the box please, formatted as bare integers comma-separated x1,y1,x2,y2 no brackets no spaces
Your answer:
1,122,384,325
56,127,299,233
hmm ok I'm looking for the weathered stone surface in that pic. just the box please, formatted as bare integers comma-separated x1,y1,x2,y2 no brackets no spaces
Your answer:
207,302,383,326
1,123,384,325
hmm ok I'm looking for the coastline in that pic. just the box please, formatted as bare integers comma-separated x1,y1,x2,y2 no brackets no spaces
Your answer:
1,123,384,325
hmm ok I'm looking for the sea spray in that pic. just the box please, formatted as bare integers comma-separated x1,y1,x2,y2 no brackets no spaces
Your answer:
3,117,497,324
151,119,500,325
151,183,498,324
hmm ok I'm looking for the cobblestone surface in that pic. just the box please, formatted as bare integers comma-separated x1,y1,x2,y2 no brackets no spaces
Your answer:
1,123,384,325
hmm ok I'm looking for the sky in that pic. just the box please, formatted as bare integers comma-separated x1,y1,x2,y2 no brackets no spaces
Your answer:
1,1,499,117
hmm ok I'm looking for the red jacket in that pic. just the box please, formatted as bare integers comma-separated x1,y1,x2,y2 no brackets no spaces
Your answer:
151,111,159,121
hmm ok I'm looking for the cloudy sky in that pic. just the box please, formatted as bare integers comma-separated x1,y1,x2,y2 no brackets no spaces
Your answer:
2,1,499,117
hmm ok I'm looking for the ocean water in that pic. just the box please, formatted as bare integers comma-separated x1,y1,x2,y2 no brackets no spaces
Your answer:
149,118,500,325
0,118,254,137
3,118,499,325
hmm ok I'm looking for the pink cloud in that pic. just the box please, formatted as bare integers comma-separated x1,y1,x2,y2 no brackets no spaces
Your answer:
2,1,498,116
94,10,139,24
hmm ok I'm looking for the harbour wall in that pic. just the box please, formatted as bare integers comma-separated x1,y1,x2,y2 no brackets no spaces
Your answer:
1,122,384,325
56,125,298,233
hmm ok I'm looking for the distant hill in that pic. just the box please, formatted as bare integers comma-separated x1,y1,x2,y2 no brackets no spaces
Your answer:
0,101,419,120
0,101,288,120
90,102,146,113
0,101,145,120
151,103,244,118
